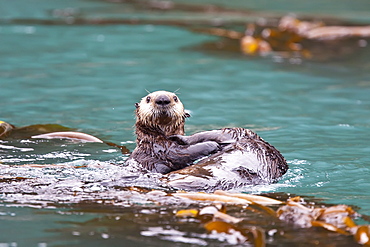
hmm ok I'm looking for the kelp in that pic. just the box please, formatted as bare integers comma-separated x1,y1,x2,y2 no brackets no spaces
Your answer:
194,15,370,62
0,121,74,140
173,191,370,246
0,120,129,153
3,0,368,62
0,172,368,246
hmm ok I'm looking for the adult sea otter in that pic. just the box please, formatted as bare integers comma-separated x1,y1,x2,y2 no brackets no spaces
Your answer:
126,91,288,190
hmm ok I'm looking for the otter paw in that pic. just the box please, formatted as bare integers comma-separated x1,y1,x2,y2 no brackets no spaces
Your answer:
168,135,189,145
200,141,221,155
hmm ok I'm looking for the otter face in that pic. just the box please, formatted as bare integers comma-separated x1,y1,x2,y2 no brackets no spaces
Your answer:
135,91,189,135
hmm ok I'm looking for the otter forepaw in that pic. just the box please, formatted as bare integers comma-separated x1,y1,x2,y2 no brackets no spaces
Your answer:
168,135,189,145
196,141,221,156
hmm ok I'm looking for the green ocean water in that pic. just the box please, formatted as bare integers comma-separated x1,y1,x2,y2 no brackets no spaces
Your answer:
0,0,369,246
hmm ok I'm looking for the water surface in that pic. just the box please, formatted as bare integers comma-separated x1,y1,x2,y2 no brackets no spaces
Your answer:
0,0,370,246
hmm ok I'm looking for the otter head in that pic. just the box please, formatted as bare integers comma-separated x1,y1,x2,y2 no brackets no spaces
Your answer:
135,91,190,137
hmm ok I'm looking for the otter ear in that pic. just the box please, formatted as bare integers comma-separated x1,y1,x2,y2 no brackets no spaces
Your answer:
185,112,191,118
135,102,139,109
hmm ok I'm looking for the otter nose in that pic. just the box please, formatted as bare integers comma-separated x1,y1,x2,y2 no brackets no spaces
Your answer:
155,95,171,106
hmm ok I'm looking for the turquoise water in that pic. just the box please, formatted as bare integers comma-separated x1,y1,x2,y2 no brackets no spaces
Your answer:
1,0,370,246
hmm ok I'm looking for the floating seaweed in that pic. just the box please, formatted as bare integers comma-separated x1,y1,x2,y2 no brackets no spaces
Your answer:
3,0,368,62
173,191,370,246
193,15,370,62
0,165,368,246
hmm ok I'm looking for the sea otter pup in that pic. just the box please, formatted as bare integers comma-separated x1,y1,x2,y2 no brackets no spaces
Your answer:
127,90,288,189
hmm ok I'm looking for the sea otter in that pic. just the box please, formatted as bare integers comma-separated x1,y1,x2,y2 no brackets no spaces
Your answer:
127,90,288,189
126,91,221,174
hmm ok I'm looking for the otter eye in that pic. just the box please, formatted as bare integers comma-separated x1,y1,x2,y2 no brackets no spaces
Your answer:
146,96,151,103
173,96,178,102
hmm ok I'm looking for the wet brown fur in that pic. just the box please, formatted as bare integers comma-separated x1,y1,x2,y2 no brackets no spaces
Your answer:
134,91,188,142
128,91,214,173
